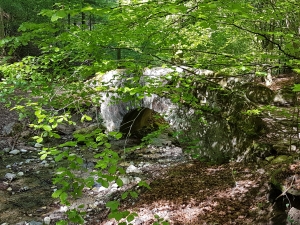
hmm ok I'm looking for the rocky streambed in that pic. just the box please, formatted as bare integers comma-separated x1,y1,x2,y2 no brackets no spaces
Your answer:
1,137,300,225
0,136,188,225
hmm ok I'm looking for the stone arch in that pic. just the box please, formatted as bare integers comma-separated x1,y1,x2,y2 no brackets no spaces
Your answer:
100,93,178,132
98,67,264,162
119,107,167,137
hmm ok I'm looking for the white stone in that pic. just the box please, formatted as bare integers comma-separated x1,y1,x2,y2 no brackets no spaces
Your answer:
287,207,300,225
25,159,32,163
9,149,20,155
60,206,68,212
43,216,51,225
120,176,131,185
134,177,142,183
6,164,11,168
3,148,10,153
34,143,43,148
17,172,24,177
7,187,12,191
20,149,28,153
5,173,16,181
126,165,142,174
107,187,118,195
1,223,9,225
291,145,297,151
98,186,108,192
22,186,29,191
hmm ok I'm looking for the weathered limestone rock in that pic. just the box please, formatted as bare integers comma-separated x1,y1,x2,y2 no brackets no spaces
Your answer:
274,87,297,106
96,67,270,162
287,207,300,225
55,123,76,135
2,121,22,136
271,163,300,197
241,83,275,104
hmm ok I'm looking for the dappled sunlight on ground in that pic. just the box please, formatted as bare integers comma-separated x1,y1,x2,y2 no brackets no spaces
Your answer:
99,160,278,225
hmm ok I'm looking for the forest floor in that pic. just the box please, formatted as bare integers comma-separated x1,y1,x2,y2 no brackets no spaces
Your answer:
0,84,299,225
98,159,300,225
1,134,297,225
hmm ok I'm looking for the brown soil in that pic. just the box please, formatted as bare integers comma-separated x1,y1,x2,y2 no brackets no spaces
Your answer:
94,160,300,225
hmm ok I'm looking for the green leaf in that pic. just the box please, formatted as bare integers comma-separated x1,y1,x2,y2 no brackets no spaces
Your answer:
105,142,111,148
81,114,92,122
108,165,117,174
115,133,122,139
108,211,128,221
76,157,83,164
55,153,64,162
106,201,119,211
109,132,122,139
42,125,52,131
121,192,128,199
52,189,63,198
82,6,94,12
106,175,115,182
127,214,135,222
56,220,68,225
101,180,109,188
40,153,47,160
78,204,85,208
35,109,42,117
116,178,123,187
292,84,300,92
59,141,77,147
60,192,68,203
36,137,43,143
52,133,61,139
118,167,126,174
51,10,67,22
130,191,138,198
138,181,151,189
51,14,60,22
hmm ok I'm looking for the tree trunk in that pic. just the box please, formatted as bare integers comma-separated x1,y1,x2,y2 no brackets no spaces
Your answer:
0,7,5,40
81,12,85,29
68,13,71,29
0,7,5,57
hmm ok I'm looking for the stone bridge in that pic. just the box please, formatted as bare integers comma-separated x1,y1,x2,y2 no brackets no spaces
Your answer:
94,67,297,162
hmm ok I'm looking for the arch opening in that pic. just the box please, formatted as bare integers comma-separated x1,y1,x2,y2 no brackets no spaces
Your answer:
119,107,168,138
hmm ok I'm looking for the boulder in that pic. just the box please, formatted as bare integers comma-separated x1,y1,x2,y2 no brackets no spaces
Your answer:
241,83,275,104
2,122,22,136
55,123,76,135
126,165,142,174
287,207,300,225
271,164,300,196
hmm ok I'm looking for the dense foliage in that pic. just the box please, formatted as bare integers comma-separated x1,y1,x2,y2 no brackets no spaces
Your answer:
0,0,300,224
